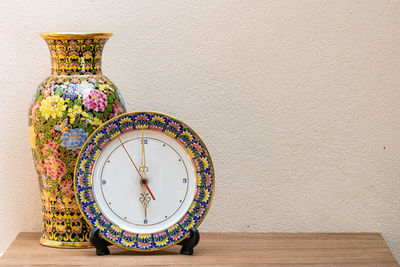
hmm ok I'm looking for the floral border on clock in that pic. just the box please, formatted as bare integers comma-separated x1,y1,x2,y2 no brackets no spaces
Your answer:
74,111,215,251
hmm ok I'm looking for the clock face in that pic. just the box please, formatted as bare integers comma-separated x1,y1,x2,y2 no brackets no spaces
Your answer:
75,112,214,251
92,129,197,234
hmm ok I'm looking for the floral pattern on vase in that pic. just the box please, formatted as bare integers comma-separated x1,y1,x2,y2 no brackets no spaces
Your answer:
28,33,126,248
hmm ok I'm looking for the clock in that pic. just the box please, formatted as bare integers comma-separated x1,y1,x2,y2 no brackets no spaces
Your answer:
74,111,214,254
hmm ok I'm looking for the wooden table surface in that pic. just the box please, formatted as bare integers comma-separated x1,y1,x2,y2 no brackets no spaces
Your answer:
0,232,398,266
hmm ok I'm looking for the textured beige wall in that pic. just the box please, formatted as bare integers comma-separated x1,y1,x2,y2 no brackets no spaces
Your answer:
0,0,399,260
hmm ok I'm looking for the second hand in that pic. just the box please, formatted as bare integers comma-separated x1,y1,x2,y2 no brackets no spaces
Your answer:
117,136,156,200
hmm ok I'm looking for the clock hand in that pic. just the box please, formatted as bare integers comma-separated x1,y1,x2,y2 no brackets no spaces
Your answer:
139,131,149,179
141,131,146,168
117,136,156,200
139,187,150,223
139,138,150,223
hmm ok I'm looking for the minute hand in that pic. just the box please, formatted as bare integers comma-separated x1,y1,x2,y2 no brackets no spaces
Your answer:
140,131,149,175
117,136,156,200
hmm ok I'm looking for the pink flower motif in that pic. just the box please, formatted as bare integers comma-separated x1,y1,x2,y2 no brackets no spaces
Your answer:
168,121,180,130
57,51,66,58
45,215,52,223
42,140,59,156
83,144,96,158
70,203,80,213
30,102,40,118
109,104,124,119
71,226,82,234
55,201,65,213
135,114,148,121
41,84,55,98
83,89,108,112
44,203,52,212
204,173,212,187
106,124,120,139
69,51,79,57
43,156,67,181
71,77,79,84
149,124,163,130
138,242,152,249
55,225,66,234
83,51,92,58
60,180,74,198
171,231,183,240
196,205,205,217
105,231,119,241
84,206,96,219
193,143,204,154
179,214,189,224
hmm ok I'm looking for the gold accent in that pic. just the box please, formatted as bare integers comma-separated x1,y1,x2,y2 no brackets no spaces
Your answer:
139,192,151,221
40,238,92,248
40,32,113,40
140,131,149,173
41,204,75,208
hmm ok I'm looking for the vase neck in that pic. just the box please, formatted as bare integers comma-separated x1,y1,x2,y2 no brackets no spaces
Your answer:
44,38,109,76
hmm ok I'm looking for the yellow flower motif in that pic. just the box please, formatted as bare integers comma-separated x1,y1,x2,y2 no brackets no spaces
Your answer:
68,105,82,124
136,124,148,130
29,126,36,149
55,223,66,234
202,188,211,202
152,115,165,124
71,225,82,234
154,238,168,246
138,234,151,240
49,194,57,204
81,111,89,121
200,156,209,169
182,218,195,230
79,111,102,126
121,238,135,247
92,117,103,126
39,95,67,120
99,83,114,92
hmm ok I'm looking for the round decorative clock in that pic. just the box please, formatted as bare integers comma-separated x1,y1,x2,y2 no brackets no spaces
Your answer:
74,111,214,255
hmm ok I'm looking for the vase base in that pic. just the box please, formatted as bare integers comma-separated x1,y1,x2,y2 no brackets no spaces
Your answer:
39,238,93,248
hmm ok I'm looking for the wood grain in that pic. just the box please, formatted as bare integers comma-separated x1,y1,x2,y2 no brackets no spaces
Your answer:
0,232,398,266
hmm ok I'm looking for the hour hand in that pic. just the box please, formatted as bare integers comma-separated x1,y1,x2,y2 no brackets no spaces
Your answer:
139,188,151,224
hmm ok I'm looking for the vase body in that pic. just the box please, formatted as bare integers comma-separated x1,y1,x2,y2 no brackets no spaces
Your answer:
28,33,126,248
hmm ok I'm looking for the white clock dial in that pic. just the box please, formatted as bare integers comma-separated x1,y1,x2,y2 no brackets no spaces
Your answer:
92,130,197,234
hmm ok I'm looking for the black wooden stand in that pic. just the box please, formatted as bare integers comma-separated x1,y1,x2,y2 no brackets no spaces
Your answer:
89,228,200,256
89,228,112,256
177,228,200,255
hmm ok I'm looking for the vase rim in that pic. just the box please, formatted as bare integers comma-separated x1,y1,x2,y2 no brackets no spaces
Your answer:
40,32,113,40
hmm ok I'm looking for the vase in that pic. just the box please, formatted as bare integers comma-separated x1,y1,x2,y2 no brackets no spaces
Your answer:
28,32,126,248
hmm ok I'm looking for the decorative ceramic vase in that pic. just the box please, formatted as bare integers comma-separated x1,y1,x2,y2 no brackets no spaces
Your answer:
28,32,126,248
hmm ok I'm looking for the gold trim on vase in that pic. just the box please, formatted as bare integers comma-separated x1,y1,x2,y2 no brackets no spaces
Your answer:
40,32,113,40
40,238,92,248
